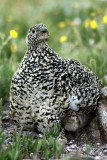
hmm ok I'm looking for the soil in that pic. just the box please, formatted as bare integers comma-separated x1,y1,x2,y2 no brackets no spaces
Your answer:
1,100,107,160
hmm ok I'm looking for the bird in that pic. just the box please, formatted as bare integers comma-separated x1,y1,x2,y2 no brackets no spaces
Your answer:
61,110,95,133
9,24,102,133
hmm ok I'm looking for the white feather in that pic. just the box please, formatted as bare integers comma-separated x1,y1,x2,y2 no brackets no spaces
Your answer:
69,95,82,111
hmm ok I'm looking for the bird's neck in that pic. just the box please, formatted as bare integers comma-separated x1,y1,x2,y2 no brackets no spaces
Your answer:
27,42,48,51
27,42,60,61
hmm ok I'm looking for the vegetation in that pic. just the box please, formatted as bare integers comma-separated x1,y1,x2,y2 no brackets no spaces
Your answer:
0,0,107,159
0,124,64,160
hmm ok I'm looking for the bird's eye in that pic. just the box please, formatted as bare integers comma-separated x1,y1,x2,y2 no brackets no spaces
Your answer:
32,30,35,33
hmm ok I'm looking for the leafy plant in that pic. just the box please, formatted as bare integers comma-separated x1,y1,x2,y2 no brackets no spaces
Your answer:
0,123,64,160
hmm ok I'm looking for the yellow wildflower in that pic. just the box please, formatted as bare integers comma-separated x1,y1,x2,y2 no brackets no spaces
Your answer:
90,20,97,29
91,12,95,17
84,19,90,28
72,3,78,9
10,30,18,38
58,21,66,28
59,36,67,43
103,15,107,23
10,44,18,53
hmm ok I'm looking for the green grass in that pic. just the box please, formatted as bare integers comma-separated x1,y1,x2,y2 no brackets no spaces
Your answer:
0,0,107,159
0,124,63,160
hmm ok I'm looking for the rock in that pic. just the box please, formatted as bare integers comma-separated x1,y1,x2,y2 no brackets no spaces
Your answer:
9,129,15,134
59,135,67,145
97,87,107,143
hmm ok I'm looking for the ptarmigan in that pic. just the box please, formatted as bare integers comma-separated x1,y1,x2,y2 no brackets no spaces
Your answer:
10,24,102,133
62,110,94,133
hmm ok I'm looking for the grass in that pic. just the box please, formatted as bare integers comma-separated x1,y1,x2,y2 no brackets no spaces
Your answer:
0,0,107,159
0,123,64,160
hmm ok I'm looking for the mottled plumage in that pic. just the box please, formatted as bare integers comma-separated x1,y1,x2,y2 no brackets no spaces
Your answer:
10,24,102,133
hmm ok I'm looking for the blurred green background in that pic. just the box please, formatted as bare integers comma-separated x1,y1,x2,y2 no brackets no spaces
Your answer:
0,0,107,104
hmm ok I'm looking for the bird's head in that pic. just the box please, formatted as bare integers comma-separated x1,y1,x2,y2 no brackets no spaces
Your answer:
26,24,49,46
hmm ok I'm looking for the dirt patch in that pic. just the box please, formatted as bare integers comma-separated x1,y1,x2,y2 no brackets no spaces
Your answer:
1,101,107,160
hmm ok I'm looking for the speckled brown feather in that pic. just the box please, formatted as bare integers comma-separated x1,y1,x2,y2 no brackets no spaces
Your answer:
9,24,102,133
